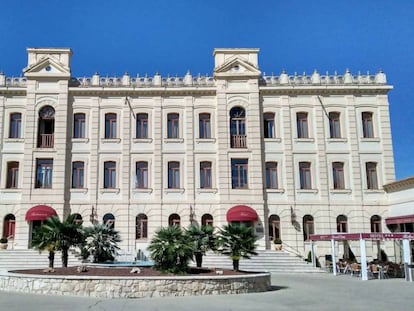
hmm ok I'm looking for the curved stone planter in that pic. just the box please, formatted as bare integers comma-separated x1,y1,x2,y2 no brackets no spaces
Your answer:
0,271,271,298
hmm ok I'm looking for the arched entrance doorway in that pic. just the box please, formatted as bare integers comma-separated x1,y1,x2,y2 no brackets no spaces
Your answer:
3,214,16,239
25,205,57,247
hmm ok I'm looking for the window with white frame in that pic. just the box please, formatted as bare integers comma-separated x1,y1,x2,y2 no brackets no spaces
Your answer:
35,159,53,188
332,162,345,190
199,113,211,139
104,161,116,188
6,161,19,189
136,113,148,139
231,159,248,189
73,113,86,138
299,162,312,189
9,113,22,138
265,162,278,189
136,213,148,239
72,161,85,189
168,161,180,188
263,112,275,138
303,215,314,241
104,113,117,139
135,161,148,189
336,215,348,233
366,162,378,189
167,113,179,138
329,112,341,138
296,112,309,138
362,111,374,138
200,161,212,189
370,215,382,232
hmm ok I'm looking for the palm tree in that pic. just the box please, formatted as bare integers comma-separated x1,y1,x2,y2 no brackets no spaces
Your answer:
83,223,121,263
217,223,258,271
186,224,216,268
31,214,84,268
148,225,194,274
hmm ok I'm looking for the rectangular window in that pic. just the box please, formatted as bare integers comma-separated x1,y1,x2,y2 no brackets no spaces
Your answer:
265,162,278,189
136,113,148,139
167,113,179,138
9,113,22,138
200,161,212,188
35,159,53,188
329,112,341,138
105,113,117,139
135,161,148,189
297,112,309,138
332,162,345,189
72,161,84,188
6,161,19,188
199,113,211,139
362,112,374,138
168,161,180,188
104,161,116,188
231,159,248,189
299,162,312,189
264,113,275,138
73,113,86,138
366,162,378,190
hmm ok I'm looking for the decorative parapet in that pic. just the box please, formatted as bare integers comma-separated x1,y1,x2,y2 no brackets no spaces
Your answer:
0,69,389,88
260,69,387,86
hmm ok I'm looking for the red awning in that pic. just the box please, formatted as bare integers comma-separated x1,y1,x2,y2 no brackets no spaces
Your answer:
226,205,258,222
385,214,414,225
25,205,57,221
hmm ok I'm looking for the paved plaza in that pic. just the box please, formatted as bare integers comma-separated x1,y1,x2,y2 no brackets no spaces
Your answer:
0,273,412,311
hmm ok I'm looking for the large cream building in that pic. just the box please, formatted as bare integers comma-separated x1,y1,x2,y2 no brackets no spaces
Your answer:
0,47,396,260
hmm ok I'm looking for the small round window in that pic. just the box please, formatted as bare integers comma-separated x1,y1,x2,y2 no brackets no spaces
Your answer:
45,66,52,72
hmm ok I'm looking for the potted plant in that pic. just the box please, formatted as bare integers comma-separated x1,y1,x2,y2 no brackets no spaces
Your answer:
0,237,8,250
273,238,282,250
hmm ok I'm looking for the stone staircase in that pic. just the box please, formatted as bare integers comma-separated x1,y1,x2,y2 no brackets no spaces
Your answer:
0,249,83,271
196,250,325,273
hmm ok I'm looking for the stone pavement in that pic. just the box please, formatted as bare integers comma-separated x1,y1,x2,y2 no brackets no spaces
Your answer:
0,273,412,311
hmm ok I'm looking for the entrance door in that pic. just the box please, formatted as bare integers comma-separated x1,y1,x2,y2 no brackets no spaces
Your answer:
29,220,42,247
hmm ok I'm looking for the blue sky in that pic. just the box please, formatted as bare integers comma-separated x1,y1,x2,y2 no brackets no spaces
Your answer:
0,0,413,179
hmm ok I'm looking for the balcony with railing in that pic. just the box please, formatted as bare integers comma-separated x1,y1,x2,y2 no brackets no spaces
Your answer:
38,134,54,148
231,135,247,148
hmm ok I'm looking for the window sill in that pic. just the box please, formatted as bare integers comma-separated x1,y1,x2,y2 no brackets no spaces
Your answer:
327,138,347,143
70,188,88,194
101,138,121,144
264,138,282,143
266,188,285,193
294,138,315,143
195,138,216,144
1,188,21,193
132,188,153,194
164,188,185,194
4,138,24,143
363,189,384,194
330,189,352,194
72,138,89,143
360,138,381,142
297,189,318,194
100,188,120,194
133,138,153,143
164,138,184,143
197,188,218,194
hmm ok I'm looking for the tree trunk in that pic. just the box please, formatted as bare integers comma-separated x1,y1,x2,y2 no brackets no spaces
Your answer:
195,252,203,268
232,258,239,271
62,248,69,268
48,250,55,268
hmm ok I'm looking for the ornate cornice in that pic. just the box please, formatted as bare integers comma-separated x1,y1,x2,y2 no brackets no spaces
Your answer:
383,176,414,193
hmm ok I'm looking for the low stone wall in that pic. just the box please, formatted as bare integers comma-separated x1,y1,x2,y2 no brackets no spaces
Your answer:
0,271,271,298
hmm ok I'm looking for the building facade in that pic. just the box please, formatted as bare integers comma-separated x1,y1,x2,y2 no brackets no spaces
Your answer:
0,47,396,260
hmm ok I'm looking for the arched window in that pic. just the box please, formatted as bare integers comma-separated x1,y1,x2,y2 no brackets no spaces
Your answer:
268,214,280,241
73,213,83,225
230,107,246,148
136,214,148,239
371,215,382,233
201,214,213,226
103,213,115,229
263,112,275,138
38,106,55,148
303,215,314,241
3,214,15,239
168,213,180,226
337,215,348,233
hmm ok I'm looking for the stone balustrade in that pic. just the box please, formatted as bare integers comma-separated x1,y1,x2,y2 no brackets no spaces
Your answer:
0,271,271,298
0,69,387,88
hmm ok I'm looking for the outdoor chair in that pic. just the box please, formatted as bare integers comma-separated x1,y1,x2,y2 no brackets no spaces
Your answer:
350,263,361,277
